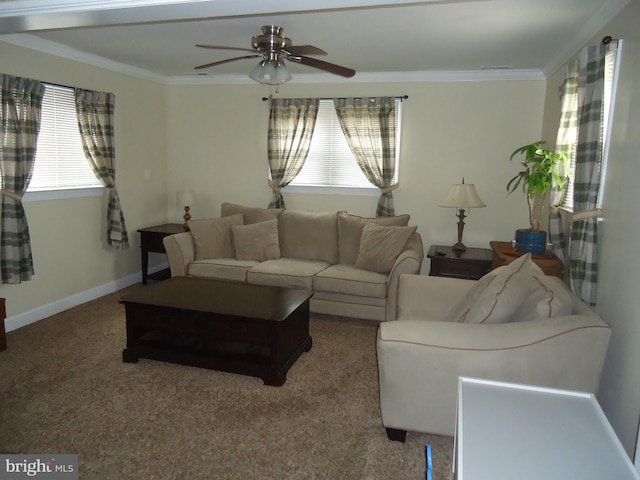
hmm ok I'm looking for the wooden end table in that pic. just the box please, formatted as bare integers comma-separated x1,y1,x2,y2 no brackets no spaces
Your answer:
490,241,564,278
138,223,186,285
427,245,492,280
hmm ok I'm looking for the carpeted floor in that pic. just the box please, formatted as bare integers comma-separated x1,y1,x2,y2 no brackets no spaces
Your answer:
0,284,454,479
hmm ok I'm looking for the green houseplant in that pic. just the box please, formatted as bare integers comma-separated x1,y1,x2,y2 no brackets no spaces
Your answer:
507,140,568,254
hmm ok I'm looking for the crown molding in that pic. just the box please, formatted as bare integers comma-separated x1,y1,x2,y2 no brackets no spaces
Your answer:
2,33,545,86
166,69,545,85
0,0,441,34
1,33,167,83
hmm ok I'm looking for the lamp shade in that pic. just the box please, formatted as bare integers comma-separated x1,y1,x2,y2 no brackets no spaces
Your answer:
440,182,486,209
176,190,196,208
249,59,292,85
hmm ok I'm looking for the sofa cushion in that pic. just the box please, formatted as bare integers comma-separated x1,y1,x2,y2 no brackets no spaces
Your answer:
247,258,329,290
188,258,259,282
314,264,388,298
447,253,533,324
312,290,386,307
311,293,386,321
221,202,283,225
231,219,281,262
188,214,244,260
279,210,338,264
338,212,411,264
512,274,574,322
355,224,417,273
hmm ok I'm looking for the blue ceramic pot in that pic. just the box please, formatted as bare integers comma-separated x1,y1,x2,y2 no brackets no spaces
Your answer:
514,229,547,256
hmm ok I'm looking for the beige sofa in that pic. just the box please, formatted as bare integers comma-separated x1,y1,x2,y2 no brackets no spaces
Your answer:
163,203,424,322
377,254,611,441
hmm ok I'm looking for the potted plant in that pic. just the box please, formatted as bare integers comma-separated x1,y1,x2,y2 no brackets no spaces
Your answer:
507,140,568,255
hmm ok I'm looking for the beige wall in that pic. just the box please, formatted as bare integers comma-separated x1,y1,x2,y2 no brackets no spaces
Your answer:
165,79,546,269
0,42,168,321
541,0,640,457
4,6,637,458
593,1,640,458
1,40,547,324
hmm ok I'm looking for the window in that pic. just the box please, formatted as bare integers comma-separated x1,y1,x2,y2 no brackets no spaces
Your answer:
288,98,401,192
561,43,621,210
28,84,101,193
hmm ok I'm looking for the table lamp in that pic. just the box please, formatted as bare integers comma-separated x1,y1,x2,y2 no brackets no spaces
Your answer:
176,190,196,229
439,178,486,252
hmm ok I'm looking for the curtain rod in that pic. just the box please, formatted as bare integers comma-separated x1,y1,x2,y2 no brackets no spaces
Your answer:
262,95,408,102
602,35,619,46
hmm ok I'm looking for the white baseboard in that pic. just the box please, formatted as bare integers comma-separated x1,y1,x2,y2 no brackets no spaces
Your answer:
4,263,169,332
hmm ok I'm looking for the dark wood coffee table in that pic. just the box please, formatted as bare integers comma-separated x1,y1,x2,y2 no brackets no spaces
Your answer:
120,277,313,386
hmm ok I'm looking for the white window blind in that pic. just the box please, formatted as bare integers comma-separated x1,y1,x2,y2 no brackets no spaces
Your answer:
29,84,101,192
289,98,400,189
596,44,621,209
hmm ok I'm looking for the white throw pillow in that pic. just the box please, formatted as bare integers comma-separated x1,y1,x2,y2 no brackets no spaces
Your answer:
231,219,281,262
447,253,533,324
511,274,574,322
445,273,495,322
337,212,411,264
355,223,417,273
188,214,244,260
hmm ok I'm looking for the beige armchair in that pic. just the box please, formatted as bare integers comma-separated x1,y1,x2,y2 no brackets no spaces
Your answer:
377,272,611,441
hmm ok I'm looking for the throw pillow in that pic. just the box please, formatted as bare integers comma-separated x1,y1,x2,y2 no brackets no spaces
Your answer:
220,202,283,225
447,253,533,324
337,212,411,264
188,214,244,260
445,273,495,323
511,274,574,322
231,219,281,262
354,223,417,273
278,210,339,264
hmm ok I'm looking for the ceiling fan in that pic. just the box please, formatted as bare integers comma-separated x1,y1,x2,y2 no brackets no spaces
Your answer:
194,25,356,85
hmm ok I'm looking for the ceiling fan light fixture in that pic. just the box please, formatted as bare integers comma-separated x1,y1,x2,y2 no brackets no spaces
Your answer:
249,57,292,85
196,25,355,81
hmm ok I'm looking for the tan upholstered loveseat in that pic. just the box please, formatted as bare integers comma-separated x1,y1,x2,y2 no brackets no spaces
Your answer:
377,254,611,441
163,203,424,322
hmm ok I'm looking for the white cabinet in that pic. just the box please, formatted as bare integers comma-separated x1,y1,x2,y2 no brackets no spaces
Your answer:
455,377,639,480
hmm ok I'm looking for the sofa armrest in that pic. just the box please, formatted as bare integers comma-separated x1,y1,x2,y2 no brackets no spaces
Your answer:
163,232,195,277
377,315,611,436
384,232,424,321
395,274,476,320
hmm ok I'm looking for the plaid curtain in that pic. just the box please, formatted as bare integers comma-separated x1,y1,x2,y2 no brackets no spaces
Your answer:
267,98,319,209
334,97,397,217
75,89,129,249
569,43,607,307
0,74,44,284
549,60,579,264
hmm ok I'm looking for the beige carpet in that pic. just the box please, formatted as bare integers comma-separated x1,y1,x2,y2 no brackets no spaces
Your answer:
0,284,454,479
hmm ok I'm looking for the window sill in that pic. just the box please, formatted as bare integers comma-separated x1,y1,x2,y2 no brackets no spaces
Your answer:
283,185,382,197
558,206,604,222
24,187,104,202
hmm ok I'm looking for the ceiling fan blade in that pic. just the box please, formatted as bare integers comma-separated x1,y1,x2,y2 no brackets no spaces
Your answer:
285,45,327,56
196,44,256,54
195,55,261,70
289,56,356,78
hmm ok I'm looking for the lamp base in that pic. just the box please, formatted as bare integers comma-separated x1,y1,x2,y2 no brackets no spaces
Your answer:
452,209,468,253
183,206,191,230
452,241,467,252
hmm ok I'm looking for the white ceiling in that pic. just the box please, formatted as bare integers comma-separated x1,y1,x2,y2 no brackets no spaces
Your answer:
0,0,631,84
